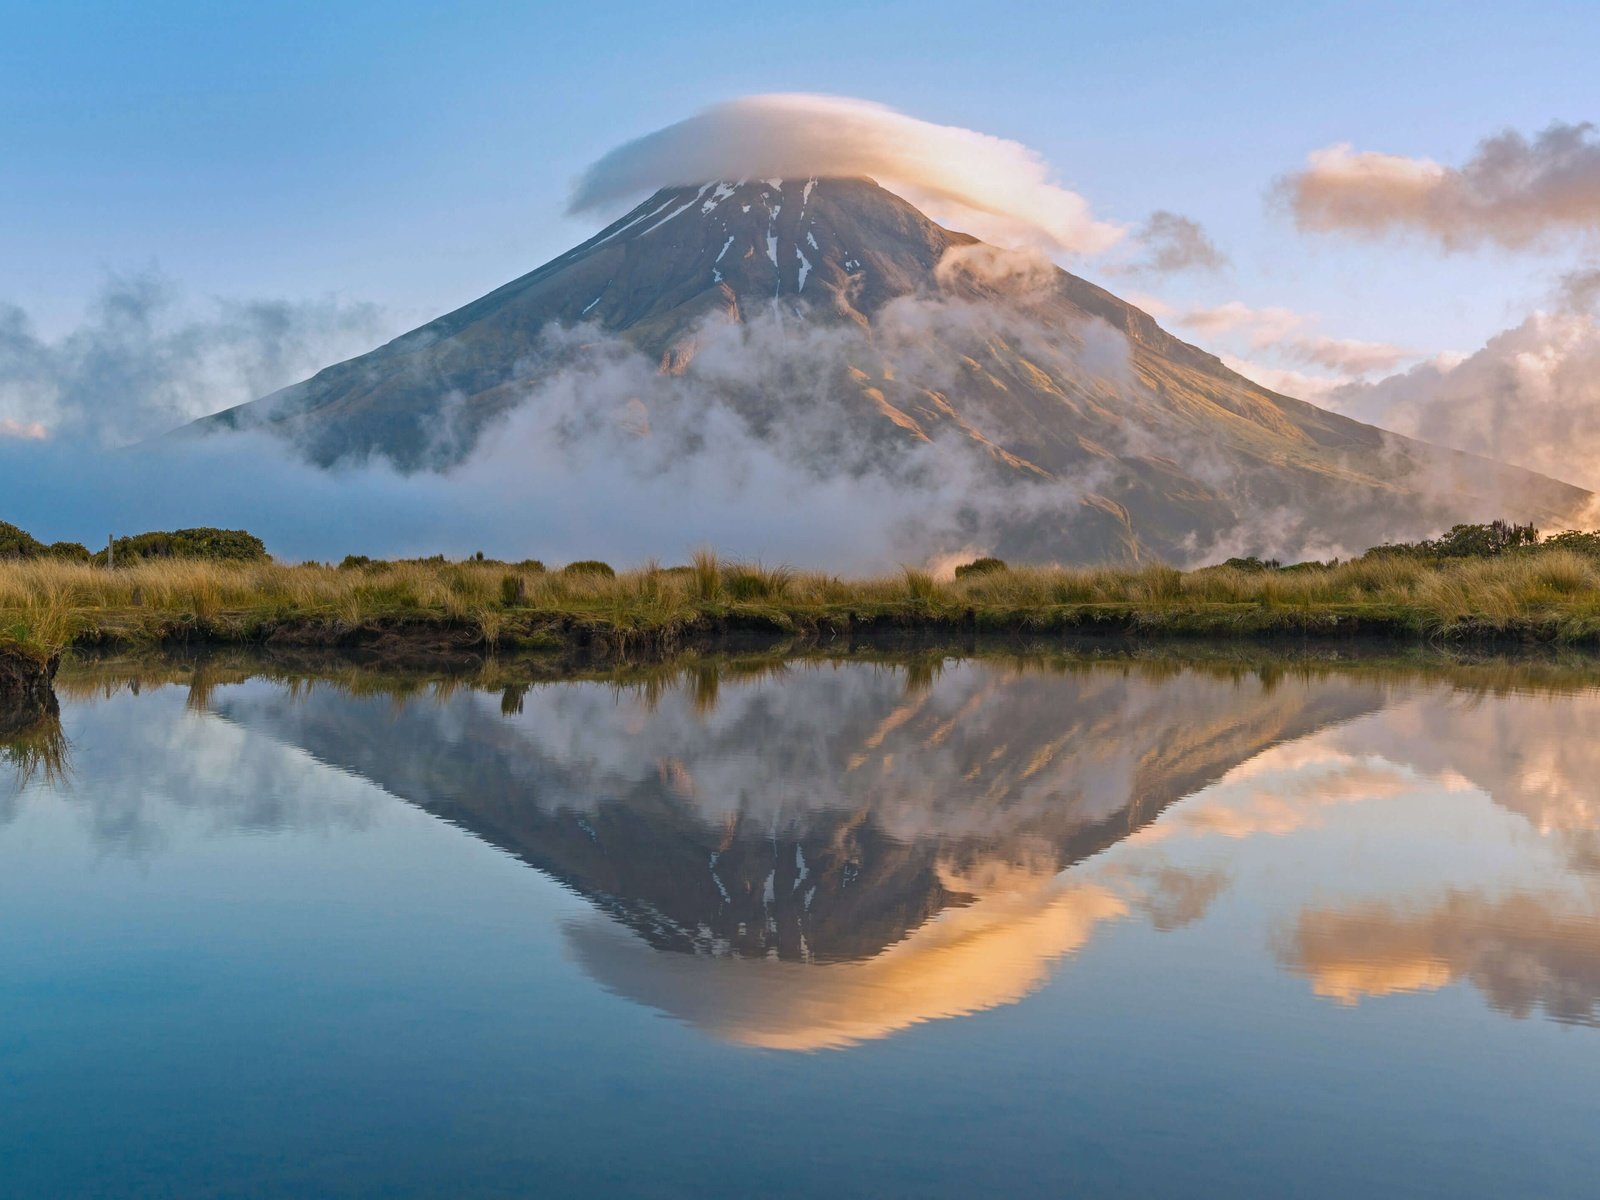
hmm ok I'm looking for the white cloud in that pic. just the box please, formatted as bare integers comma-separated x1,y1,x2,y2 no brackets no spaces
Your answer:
1330,310,1600,491
569,93,1123,256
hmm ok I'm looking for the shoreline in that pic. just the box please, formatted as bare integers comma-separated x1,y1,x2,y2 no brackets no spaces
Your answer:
14,620,1600,737
41,599,1600,657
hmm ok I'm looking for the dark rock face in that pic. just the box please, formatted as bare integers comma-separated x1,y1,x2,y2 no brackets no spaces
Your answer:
0,646,58,736
182,177,1592,561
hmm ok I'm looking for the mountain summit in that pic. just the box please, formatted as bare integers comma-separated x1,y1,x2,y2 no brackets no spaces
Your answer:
186,177,1591,561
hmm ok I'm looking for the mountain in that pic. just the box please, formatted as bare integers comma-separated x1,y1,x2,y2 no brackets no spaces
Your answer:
184,177,1592,561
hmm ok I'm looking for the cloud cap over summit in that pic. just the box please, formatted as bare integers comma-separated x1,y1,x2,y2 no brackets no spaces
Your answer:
568,93,1123,255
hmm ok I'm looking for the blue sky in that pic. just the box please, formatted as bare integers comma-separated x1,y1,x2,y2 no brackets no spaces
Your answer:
3,0,1593,357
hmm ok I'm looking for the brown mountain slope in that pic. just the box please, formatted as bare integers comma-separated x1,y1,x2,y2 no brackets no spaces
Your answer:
185,177,1591,561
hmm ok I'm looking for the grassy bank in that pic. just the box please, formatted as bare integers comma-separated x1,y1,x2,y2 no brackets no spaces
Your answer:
9,548,1600,658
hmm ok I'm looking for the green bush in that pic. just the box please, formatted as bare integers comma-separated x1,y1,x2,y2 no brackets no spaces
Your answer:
1366,519,1539,562
0,521,48,559
0,524,91,562
1218,555,1282,572
560,560,615,578
339,554,373,570
1540,530,1600,557
954,556,1008,579
95,527,268,565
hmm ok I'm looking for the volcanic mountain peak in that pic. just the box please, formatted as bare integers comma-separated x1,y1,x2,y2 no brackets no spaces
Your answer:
452,175,968,343
184,175,1593,562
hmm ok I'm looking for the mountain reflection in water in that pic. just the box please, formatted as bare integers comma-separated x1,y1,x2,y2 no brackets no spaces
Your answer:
18,648,1600,1048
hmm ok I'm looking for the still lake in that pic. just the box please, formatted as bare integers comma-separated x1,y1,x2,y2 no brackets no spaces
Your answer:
3,647,1599,1198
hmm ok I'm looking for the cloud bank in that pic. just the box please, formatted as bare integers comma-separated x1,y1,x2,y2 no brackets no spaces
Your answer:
569,93,1123,255
1330,311,1600,492
1280,120,1600,251
0,276,1134,567
0,270,390,447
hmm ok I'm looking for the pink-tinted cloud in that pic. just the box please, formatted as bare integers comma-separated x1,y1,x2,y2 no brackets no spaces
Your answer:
1281,121,1600,251
1179,301,1413,380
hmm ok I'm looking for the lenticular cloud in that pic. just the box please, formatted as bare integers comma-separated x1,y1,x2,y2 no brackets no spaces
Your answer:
569,93,1123,256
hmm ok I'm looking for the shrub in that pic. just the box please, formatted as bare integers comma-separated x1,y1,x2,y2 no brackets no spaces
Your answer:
1366,519,1539,562
515,559,547,573
46,541,92,563
560,560,615,578
96,527,268,565
1541,530,1600,558
954,556,1008,579
339,554,373,570
1219,555,1281,572
0,521,48,559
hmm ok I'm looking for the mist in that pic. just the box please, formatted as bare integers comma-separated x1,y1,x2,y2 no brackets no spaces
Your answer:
0,270,392,448
0,277,1131,568
1330,309,1600,495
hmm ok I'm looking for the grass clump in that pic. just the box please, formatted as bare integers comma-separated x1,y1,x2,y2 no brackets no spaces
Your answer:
499,574,527,607
691,550,722,602
723,562,794,602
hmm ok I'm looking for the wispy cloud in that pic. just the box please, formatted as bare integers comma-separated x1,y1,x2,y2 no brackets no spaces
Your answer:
1125,210,1228,275
1177,300,1413,381
0,417,47,440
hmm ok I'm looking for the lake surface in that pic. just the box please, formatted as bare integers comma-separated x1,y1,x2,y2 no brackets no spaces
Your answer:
4,647,1600,1198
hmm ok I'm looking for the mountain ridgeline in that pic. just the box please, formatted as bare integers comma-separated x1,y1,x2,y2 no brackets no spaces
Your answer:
184,177,1592,562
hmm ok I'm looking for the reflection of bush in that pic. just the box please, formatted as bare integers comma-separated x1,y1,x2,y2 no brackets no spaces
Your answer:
1,713,68,791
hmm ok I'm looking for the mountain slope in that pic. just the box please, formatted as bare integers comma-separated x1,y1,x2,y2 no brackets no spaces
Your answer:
185,177,1592,561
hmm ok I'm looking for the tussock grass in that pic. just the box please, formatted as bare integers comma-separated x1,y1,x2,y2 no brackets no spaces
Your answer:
6,549,1600,655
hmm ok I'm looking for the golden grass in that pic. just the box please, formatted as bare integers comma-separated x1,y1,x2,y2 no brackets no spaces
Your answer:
5,549,1600,654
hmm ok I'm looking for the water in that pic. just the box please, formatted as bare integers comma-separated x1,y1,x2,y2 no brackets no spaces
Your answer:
3,647,1599,1198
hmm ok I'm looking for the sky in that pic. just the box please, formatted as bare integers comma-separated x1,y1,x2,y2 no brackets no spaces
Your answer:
2,0,1599,558
2,1,1591,344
